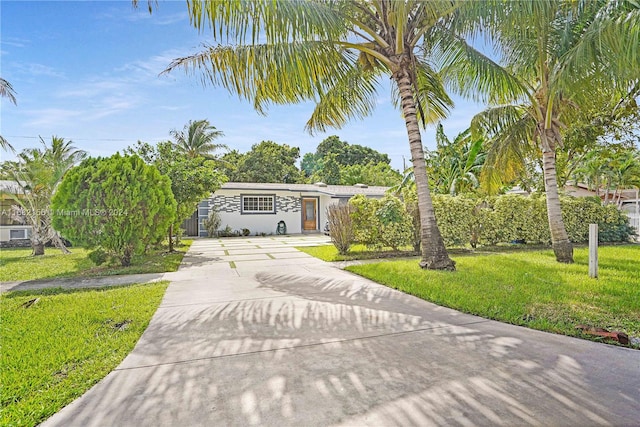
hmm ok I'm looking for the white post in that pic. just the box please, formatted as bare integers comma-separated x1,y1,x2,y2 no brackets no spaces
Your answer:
589,224,598,279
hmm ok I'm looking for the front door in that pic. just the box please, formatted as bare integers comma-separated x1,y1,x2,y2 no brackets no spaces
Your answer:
302,198,317,231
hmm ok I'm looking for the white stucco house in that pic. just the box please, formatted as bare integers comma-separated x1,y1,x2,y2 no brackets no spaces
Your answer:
0,180,31,246
194,182,389,237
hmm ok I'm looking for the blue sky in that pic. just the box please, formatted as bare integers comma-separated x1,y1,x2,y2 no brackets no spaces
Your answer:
1,0,485,172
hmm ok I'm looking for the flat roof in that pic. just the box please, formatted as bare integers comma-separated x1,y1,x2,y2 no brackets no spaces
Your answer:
218,182,389,197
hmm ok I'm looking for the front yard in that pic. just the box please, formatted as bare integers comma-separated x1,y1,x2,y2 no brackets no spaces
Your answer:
0,282,169,427
303,244,640,348
0,241,192,282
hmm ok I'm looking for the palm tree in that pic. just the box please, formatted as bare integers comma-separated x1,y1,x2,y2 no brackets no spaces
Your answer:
1,77,17,152
1,137,86,255
427,125,485,195
469,0,639,263
145,0,520,270
573,150,610,197
170,119,226,159
610,150,640,207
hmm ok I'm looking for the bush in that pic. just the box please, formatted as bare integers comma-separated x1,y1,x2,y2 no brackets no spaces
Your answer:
51,154,176,266
400,189,635,248
350,194,412,250
376,196,413,250
327,203,355,254
88,248,108,266
432,195,475,247
203,209,222,237
217,225,234,237
350,194,381,246
401,188,421,252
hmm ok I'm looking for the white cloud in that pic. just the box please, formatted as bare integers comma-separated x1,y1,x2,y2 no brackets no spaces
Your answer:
1,37,29,48
12,62,65,78
57,80,128,98
24,108,83,127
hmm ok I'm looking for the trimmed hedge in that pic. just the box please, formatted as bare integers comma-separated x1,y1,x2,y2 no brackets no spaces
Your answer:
350,193,635,249
350,194,413,250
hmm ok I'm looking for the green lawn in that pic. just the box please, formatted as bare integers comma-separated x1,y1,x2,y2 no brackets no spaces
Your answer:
0,282,169,427
296,243,418,262
0,240,192,282
342,245,640,347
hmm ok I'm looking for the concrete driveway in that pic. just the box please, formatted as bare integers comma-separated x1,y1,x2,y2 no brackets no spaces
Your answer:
43,236,640,426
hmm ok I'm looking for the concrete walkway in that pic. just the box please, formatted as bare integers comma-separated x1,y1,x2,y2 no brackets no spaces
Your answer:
42,236,640,426
0,272,165,294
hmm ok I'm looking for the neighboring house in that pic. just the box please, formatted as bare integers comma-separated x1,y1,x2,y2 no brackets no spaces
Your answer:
563,182,638,204
0,180,30,245
193,182,389,237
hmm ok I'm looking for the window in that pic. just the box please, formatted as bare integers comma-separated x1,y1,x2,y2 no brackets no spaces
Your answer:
241,195,275,214
9,229,27,240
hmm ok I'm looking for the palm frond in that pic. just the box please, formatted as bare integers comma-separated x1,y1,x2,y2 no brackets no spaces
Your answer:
0,78,17,105
432,28,528,105
164,42,355,114
185,0,345,45
472,104,537,194
390,61,453,127
305,62,381,134
563,1,640,83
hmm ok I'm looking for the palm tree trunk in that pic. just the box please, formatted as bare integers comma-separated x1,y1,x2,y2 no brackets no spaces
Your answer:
393,69,455,270
51,233,71,254
30,216,46,256
31,232,45,256
604,179,611,204
540,138,573,263
32,242,45,256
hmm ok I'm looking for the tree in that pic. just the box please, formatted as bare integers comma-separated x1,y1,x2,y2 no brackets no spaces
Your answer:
216,149,246,182
0,78,17,152
555,88,640,188
170,119,226,159
311,153,341,185
426,125,486,195
340,162,402,187
126,140,226,251
302,135,391,178
573,146,640,206
235,141,304,183
156,1,519,269
469,0,640,263
1,137,86,255
51,154,176,266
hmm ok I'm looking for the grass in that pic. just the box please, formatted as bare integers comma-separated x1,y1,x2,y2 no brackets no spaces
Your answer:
342,245,640,347
0,240,192,282
296,243,418,262
0,282,169,427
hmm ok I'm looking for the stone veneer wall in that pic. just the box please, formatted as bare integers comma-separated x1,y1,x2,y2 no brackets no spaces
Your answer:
0,239,31,248
210,195,302,213
198,194,303,236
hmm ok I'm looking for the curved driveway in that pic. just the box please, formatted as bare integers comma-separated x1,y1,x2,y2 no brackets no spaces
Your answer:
43,236,640,426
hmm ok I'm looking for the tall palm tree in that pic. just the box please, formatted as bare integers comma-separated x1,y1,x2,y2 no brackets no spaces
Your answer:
1,137,86,255
142,0,520,270
468,0,639,263
1,77,17,152
170,119,226,159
